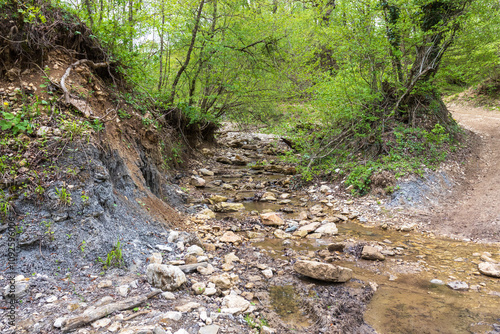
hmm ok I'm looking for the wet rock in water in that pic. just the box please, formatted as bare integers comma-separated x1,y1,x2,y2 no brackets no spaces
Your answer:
220,231,242,243
293,230,308,238
199,168,214,176
260,212,284,226
191,176,206,187
209,195,227,204
298,221,321,233
361,246,385,261
146,264,187,291
231,155,249,166
261,192,277,201
399,223,416,232
265,164,297,175
196,208,216,220
294,260,353,282
221,183,234,190
216,156,232,164
446,281,469,291
309,204,323,215
273,229,291,239
213,202,245,212
478,262,500,278
315,223,338,235
328,242,346,252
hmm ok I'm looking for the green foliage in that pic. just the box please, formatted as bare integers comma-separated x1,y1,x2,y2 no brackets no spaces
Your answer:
0,110,33,135
55,187,72,206
0,190,12,217
61,119,91,141
88,119,104,132
118,109,132,119
244,314,268,330
17,2,46,24
41,220,55,241
97,239,124,269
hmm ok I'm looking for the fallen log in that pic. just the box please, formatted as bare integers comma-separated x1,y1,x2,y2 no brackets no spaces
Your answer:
62,289,161,332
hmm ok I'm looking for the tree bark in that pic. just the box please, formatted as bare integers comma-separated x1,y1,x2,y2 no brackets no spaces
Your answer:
158,0,165,91
168,0,206,106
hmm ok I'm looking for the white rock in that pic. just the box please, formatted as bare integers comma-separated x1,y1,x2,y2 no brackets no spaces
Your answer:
156,245,173,252
98,280,113,288
108,322,121,332
315,223,338,235
174,330,190,334
46,296,57,303
262,269,273,279
168,231,180,243
192,282,206,295
203,287,217,296
186,245,204,256
146,264,187,291
199,168,214,176
221,294,250,314
36,126,50,137
191,176,206,187
175,302,201,312
53,317,66,328
161,291,175,300
199,325,220,334
161,311,182,321
478,262,500,278
116,285,129,297
92,318,111,329
176,241,185,251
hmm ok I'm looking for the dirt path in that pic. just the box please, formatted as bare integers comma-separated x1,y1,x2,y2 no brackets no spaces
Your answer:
428,103,500,242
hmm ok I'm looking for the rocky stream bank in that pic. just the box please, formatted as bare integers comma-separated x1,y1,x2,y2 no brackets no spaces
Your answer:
1,125,500,334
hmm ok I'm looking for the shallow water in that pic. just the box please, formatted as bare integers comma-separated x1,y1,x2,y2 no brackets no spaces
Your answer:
254,222,500,333
212,170,500,333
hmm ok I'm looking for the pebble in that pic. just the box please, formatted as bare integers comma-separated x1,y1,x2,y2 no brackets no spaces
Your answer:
446,281,469,291
175,302,201,312
199,325,220,334
162,311,183,321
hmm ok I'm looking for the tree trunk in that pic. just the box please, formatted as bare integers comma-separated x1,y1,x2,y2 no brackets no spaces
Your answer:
158,0,165,91
84,0,94,28
168,0,206,106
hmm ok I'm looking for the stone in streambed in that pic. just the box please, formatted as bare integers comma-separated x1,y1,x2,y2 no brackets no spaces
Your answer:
220,231,242,243
361,246,385,261
260,212,284,226
478,262,500,278
213,202,245,212
315,223,338,235
294,260,352,282
191,176,206,187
